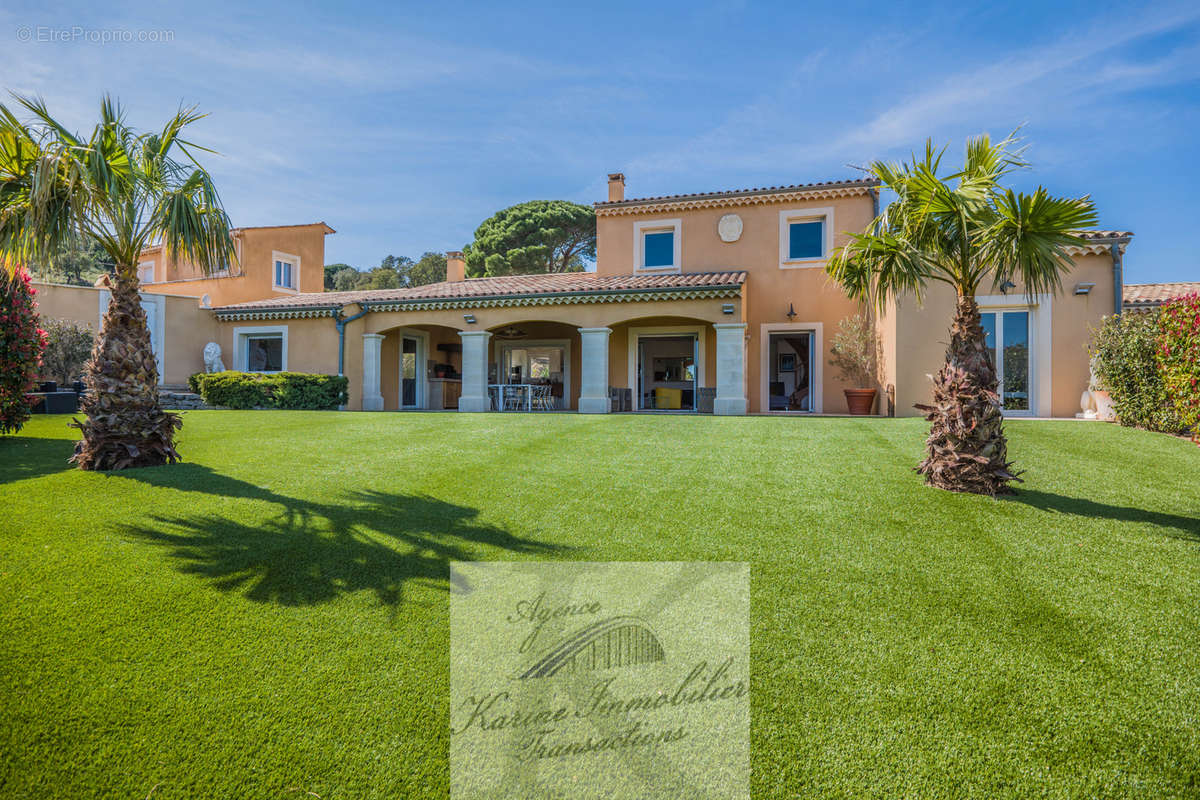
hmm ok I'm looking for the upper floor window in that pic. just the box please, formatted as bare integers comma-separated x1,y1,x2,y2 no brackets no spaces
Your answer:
137,261,155,284
633,219,682,272
779,207,833,268
272,251,299,291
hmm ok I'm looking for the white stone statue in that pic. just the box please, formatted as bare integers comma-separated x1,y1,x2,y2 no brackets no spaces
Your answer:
1077,354,1116,421
1077,356,1099,419
203,342,226,373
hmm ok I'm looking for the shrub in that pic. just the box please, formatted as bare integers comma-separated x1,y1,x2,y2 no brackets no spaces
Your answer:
1156,293,1200,441
271,373,349,410
195,372,273,409
828,312,877,387
1,268,47,435
40,318,95,384
1091,311,1185,433
192,371,348,410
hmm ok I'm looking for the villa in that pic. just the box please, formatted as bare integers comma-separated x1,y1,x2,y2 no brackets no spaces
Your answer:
34,174,1159,417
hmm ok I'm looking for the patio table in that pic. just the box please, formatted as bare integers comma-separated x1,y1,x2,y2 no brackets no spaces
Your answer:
488,383,532,411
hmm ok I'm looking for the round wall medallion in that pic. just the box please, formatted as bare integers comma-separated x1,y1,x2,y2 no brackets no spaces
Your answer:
718,213,743,242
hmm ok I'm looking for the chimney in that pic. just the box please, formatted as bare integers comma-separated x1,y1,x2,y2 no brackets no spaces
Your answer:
607,172,625,202
446,251,466,282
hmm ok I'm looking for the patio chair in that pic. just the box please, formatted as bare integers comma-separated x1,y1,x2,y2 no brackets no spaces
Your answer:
530,384,554,411
502,384,525,411
608,387,632,412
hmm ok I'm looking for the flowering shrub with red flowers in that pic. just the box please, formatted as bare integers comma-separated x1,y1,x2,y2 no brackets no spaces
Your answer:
1156,292,1200,443
1,267,47,435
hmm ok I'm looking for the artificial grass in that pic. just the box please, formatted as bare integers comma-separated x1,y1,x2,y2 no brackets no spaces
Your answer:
1,412,1197,799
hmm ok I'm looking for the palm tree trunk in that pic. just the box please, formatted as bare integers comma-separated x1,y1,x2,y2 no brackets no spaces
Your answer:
70,268,181,470
915,295,1020,495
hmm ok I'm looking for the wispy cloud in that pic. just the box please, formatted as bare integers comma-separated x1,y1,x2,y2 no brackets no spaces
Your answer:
618,4,1200,192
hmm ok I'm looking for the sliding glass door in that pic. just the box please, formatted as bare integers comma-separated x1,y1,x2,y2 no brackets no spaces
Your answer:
636,335,697,410
981,311,1030,413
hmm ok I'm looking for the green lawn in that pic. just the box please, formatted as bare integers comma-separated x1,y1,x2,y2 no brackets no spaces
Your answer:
1,412,1198,799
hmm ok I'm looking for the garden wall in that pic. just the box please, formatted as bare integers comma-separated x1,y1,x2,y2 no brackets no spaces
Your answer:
32,282,219,385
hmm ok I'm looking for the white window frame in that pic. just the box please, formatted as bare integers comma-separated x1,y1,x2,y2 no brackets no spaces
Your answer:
975,294,1052,418
759,322,824,413
272,250,300,293
396,327,431,410
137,260,155,284
234,325,288,373
633,218,682,273
779,207,834,268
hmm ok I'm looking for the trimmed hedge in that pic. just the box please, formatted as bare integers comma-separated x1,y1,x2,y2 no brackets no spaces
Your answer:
1157,293,1200,440
190,371,348,410
1091,312,1186,433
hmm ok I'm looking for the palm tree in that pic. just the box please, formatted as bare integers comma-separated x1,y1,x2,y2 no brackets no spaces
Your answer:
827,134,1097,495
0,95,235,470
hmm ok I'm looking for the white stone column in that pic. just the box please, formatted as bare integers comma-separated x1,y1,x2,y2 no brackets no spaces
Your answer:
362,333,385,411
578,327,613,414
458,330,493,412
713,323,747,416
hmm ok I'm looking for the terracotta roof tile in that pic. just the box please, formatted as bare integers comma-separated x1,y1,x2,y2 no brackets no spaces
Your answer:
1123,282,1200,308
214,270,748,311
596,178,880,208
1075,230,1134,241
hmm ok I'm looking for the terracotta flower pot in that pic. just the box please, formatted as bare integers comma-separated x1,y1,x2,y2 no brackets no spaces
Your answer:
844,388,877,416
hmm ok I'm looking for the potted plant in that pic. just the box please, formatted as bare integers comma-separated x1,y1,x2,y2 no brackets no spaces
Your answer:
829,313,878,415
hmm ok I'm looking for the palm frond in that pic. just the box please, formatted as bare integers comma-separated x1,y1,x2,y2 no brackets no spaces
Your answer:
983,188,1098,298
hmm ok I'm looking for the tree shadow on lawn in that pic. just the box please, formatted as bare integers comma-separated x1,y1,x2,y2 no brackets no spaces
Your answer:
117,465,568,608
1009,489,1200,542
0,434,77,482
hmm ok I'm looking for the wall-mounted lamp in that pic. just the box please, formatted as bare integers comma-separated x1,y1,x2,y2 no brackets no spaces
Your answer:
721,303,735,315
999,281,1016,295
463,313,477,324
786,303,797,321
1074,282,1095,295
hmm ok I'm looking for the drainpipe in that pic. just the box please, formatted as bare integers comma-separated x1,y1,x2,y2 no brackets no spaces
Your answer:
1110,242,1124,316
335,306,370,376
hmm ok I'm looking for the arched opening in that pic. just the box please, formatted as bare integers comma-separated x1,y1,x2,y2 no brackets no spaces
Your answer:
376,323,465,411
607,315,719,412
487,320,580,411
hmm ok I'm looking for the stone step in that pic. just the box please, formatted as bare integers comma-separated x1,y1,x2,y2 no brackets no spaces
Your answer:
158,389,210,410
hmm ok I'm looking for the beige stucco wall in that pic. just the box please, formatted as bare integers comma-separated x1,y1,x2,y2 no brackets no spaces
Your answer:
33,282,219,385
206,315,340,379
140,224,330,308
884,251,1119,417
597,192,878,413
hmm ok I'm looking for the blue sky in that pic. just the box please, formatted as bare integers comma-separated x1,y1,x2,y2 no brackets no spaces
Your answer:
3,1,1199,283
